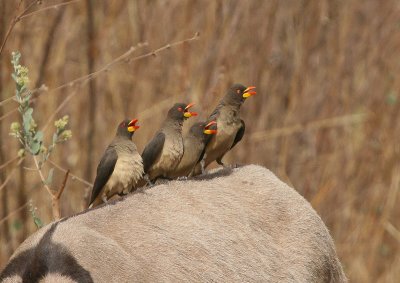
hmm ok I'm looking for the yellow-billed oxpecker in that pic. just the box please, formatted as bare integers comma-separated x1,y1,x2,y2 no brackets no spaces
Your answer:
89,119,143,208
141,103,197,184
196,84,256,172
170,121,217,178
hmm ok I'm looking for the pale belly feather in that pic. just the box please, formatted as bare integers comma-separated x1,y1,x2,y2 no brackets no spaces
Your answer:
149,136,183,179
204,120,239,166
104,153,144,197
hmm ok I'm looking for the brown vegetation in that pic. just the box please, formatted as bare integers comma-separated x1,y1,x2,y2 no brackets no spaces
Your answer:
0,0,399,282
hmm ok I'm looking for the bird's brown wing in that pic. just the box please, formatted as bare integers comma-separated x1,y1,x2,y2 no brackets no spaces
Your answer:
89,146,118,205
208,102,224,122
230,119,245,150
141,132,165,173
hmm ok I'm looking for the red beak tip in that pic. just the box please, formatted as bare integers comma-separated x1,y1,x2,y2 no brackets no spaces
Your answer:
185,102,195,110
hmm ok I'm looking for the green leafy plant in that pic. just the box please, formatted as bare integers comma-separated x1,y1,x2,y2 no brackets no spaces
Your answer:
29,201,43,229
9,51,72,220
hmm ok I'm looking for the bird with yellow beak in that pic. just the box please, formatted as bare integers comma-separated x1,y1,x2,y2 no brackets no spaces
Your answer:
194,84,256,174
89,118,143,208
141,102,197,184
169,120,218,178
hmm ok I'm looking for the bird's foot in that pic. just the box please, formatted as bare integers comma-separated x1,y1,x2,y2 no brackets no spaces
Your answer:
177,176,188,181
200,159,207,175
221,163,241,170
144,174,155,187
156,177,172,185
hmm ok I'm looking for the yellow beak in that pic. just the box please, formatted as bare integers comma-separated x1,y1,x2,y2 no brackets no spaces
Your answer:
243,86,257,98
127,119,140,132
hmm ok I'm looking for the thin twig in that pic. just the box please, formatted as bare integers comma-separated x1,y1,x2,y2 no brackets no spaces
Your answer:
128,32,200,64
38,33,200,132
383,222,400,243
0,156,19,171
0,0,37,57
139,97,174,121
0,107,18,122
0,32,200,112
42,90,76,131
32,155,54,196
48,159,93,187
251,113,370,141
0,96,14,107
20,0,82,20
0,158,24,192
56,169,69,199
0,0,79,107
22,166,39,171
0,201,29,227
51,169,69,220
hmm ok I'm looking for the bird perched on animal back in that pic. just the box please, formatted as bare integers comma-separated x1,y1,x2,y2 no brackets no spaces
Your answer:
88,119,143,208
194,84,256,174
141,102,197,184
169,121,217,178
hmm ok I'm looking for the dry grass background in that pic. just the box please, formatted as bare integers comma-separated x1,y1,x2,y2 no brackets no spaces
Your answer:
0,0,399,281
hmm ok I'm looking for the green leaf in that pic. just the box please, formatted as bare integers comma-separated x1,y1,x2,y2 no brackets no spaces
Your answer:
29,141,41,155
52,133,58,144
23,109,33,126
25,107,33,116
33,216,43,229
23,120,31,134
34,131,43,142
45,168,54,186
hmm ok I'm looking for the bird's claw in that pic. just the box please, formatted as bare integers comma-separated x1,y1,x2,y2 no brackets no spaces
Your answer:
222,163,241,170
144,174,154,187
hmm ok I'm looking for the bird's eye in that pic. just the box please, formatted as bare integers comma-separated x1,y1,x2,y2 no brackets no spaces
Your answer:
178,107,182,112
236,89,240,94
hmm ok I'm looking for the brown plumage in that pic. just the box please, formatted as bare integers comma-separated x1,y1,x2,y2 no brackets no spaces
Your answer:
194,84,256,174
141,103,197,183
89,119,143,208
169,121,217,178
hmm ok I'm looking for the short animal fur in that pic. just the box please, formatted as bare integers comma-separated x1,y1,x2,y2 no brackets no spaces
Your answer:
0,165,347,283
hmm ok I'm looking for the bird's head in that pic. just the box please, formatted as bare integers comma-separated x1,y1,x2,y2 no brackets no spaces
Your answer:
168,102,198,121
189,121,217,141
117,118,140,138
226,84,257,104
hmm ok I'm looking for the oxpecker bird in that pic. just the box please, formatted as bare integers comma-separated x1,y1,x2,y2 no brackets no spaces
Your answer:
195,84,256,173
170,121,217,178
142,103,197,184
89,119,143,208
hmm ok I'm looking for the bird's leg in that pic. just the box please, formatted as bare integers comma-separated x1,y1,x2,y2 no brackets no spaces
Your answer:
216,156,239,169
101,194,108,204
144,174,154,187
177,176,188,181
216,156,229,169
200,154,207,175
156,176,173,184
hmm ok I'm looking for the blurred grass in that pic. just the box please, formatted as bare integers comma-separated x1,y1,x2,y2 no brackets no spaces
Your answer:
0,0,399,281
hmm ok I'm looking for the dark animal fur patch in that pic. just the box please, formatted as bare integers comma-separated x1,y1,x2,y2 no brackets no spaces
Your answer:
0,223,93,283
